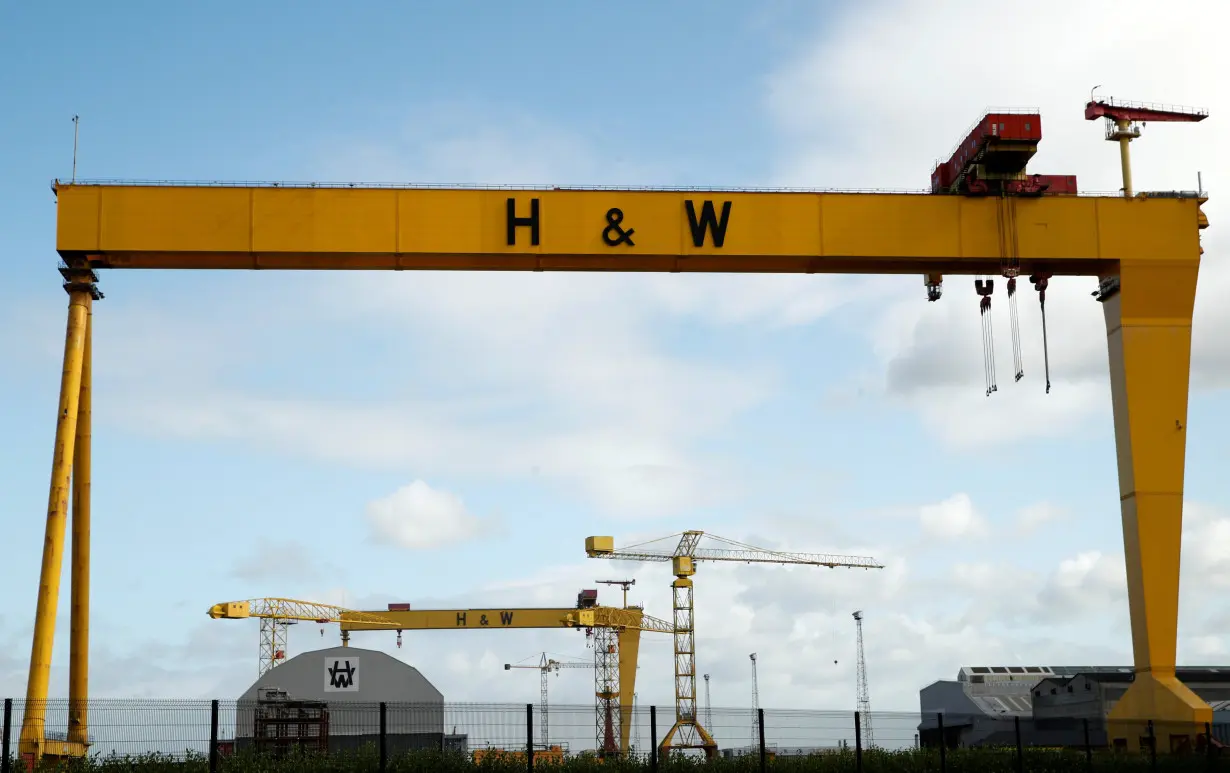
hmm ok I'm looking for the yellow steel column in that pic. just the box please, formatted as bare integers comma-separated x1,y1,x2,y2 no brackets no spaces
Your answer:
616,627,640,756
1102,259,1211,750
68,303,93,749
19,273,95,760
1117,119,1134,197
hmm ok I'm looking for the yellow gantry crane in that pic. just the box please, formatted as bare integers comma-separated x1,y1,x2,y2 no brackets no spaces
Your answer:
505,653,591,749
210,594,672,757
585,531,884,758
206,598,402,676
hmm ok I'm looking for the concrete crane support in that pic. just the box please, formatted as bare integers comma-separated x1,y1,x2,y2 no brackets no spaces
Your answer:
23,166,1212,760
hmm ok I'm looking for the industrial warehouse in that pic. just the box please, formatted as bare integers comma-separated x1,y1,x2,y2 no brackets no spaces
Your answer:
230,647,457,756
919,666,1230,749
3,7,1222,767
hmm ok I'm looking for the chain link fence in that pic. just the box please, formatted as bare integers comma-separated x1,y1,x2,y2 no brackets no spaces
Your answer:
2,698,1228,771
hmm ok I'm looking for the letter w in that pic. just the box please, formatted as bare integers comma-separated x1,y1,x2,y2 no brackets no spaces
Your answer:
685,200,732,248
500,611,515,625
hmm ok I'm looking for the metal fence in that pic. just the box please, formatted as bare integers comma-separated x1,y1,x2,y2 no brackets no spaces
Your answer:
1,698,1228,771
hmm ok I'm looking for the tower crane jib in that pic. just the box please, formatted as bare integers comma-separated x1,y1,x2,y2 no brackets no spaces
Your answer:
584,530,884,758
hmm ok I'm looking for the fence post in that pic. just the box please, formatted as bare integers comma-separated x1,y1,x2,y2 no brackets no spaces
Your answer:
758,707,767,773
1148,719,1156,771
649,706,657,772
1014,715,1023,773
209,699,219,773
854,711,863,773
1083,717,1092,772
379,701,387,772
526,703,534,772
1206,721,1214,770
2,699,12,773
937,712,946,773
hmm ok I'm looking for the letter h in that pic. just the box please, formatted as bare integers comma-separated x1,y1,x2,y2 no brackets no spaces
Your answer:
506,198,541,246
456,612,467,626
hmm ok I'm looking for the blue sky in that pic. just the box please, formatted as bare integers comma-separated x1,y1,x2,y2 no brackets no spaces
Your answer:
2,0,1229,734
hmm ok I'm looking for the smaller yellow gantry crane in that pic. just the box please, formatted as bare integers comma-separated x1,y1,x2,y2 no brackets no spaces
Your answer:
506,653,591,749
586,531,884,758
207,598,402,676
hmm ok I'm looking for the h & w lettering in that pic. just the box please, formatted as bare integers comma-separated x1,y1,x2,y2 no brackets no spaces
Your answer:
684,200,732,248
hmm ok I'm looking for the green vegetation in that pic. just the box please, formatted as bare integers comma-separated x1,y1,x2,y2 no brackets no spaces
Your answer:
14,746,1226,772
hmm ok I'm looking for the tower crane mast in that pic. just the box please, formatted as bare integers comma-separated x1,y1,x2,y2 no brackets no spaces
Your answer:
505,653,590,749
749,653,760,747
853,610,873,748
585,530,884,758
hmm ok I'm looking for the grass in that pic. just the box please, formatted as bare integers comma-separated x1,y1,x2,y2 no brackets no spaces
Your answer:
13,745,1226,772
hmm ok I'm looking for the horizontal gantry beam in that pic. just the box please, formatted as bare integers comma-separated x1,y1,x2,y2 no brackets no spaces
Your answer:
340,607,576,631
53,182,1204,275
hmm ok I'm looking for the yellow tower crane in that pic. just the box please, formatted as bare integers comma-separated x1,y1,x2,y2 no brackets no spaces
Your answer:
585,531,884,758
505,653,591,750
206,598,402,676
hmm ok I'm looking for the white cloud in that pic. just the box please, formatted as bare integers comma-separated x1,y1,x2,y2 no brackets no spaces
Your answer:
919,493,987,539
7,4,1230,736
5,496,1226,724
231,537,341,583
1015,503,1065,537
764,0,1229,447
365,480,484,550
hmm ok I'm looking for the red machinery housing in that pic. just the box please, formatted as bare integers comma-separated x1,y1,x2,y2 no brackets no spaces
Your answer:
576,588,598,608
931,111,1077,196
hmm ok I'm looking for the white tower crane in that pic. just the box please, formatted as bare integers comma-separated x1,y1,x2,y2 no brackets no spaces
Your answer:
505,652,591,749
749,653,760,747
853,610,874,748
703,673,712,733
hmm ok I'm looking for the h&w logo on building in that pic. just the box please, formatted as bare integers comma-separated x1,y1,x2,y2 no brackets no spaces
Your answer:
325,657,360,691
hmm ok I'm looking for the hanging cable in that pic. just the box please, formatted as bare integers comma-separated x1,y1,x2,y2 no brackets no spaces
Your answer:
975,277,997,396
976,277,990,395
1006,276,1024,382
1030,274,1052,393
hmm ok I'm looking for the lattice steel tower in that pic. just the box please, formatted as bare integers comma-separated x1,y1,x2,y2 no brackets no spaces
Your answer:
749,653,759,746
594,625,621,755
703,673,712,734
853,610,874,747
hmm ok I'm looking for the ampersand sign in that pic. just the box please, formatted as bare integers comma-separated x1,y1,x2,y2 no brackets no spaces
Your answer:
602,207,635,247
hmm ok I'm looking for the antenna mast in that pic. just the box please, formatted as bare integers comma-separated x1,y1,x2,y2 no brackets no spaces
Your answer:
854,610,874,748
71,115,80,182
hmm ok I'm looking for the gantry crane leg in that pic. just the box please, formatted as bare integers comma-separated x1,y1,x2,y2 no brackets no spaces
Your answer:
20,268,99,762
68,296,93,750
1102,262,1212,749
616,627,640,755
